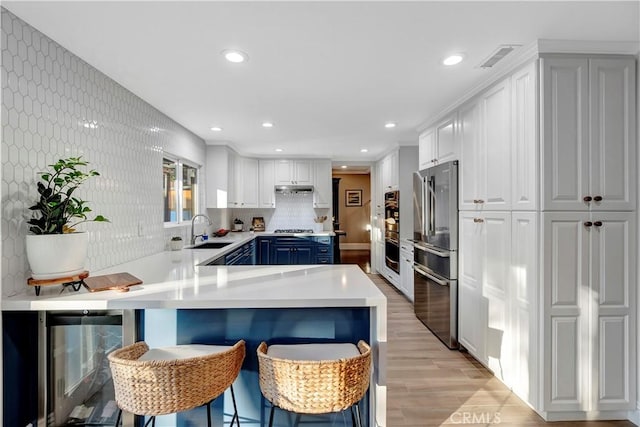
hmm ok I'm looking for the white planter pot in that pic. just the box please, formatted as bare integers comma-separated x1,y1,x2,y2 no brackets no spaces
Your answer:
26,232,88,280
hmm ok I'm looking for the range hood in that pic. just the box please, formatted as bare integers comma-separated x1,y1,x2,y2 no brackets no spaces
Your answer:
275,185,314,194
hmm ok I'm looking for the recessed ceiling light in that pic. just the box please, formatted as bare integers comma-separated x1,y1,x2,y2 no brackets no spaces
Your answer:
443,54,464,66
222,49,248,63
275,148,283,152
341,165,348,169
262,122,274,128
384,122,396,129
210,126,222,132
360,148,369,153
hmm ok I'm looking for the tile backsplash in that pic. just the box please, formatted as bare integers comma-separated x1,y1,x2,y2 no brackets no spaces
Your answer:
1,9,205,297
228,193,330,232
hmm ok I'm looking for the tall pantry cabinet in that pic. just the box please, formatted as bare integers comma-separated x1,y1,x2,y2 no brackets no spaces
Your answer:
453,53,636,421
540,55,636,417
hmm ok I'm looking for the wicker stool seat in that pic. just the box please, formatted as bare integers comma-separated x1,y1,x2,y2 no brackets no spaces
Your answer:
257,340,371,427
108,340,245,427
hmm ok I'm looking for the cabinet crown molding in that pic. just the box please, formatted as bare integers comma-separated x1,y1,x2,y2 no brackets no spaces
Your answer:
416,38,639,133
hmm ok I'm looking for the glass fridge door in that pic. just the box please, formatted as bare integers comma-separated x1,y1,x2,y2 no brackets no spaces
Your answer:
47,312,122,426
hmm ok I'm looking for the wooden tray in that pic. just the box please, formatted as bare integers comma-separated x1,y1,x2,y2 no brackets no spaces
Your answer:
83,272,142,293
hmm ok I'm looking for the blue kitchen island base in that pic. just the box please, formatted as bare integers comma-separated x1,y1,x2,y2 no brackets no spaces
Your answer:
144,307,370,427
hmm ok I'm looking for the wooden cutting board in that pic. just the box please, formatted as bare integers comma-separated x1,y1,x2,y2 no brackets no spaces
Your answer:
83,272,142,293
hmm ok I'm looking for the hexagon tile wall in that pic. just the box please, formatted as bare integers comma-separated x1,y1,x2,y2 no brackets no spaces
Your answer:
1,8,205,297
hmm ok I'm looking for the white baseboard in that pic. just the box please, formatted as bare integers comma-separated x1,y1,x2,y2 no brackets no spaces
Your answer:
340,243,370,250
629,406,640,426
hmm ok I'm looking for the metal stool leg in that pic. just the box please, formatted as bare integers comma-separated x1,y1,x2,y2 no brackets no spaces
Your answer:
268,405,276,427
354,403,362,427
207,400,212,427
143,416,156,427
114,409,122,427
230,384,240,427
350,406,357,427
293,412,301,426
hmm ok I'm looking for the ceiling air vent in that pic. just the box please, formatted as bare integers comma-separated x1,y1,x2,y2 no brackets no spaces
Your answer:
478,44,521,68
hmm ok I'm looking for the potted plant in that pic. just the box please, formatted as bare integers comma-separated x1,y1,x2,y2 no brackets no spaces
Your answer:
169,236,183,251
26,157,109,280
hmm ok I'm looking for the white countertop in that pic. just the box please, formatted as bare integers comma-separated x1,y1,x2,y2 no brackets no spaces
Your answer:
2,235,385,311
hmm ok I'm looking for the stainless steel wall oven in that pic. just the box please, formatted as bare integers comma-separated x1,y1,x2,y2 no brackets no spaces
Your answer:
384,191,400,273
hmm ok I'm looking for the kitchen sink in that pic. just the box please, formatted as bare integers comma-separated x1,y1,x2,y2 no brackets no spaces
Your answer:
188,242,233,249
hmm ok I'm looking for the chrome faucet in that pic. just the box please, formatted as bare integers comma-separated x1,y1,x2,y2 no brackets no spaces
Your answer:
190,214,212,245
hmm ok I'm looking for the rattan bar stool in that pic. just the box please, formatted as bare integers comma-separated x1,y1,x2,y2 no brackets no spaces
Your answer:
108,340,245,427
257,340,371,427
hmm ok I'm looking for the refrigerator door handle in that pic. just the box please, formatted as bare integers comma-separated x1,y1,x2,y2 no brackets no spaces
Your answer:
427,176,436,235
414,243,450,258
413,264,449,286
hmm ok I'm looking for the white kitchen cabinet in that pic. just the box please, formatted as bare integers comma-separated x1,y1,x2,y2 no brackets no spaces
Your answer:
418,129,435,170
459,78,511,211
459,99,483,210
259,160,276,208
380,150,399,192
509,211,538,405
313,160,331,209
275,159,313,185
458,211,486,363
511,62,538,211
418,113,458,170
399,240,414,302
205,145,231,209
229,155,258,208
458,211,511,375
481,78,512,210
542,211,636,413
541,57,636,212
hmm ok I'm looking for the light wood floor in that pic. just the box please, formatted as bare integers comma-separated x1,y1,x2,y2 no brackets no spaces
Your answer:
340,250,636,427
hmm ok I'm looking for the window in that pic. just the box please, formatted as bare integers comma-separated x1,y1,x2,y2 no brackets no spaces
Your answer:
163,157,200,223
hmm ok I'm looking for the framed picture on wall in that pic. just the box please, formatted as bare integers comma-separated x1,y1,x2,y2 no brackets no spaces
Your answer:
345,189,362,207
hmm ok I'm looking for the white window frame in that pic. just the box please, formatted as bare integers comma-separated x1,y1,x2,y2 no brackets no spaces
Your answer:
163,155,201,225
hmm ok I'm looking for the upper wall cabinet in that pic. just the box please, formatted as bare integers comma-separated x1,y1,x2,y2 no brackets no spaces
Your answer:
275,160,313,185
205,146,231,209
259,160,276,208
459,78,512,211
313,160,331,208
541,56,636,211
418,113,458,170
380,150,399,192
228,156,258,208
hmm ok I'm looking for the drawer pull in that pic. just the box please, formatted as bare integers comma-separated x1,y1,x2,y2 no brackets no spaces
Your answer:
593,221,603,227
473,218,484,223
473,199,485,204
593,196,603,202
583,196,592,202
584,221,593,227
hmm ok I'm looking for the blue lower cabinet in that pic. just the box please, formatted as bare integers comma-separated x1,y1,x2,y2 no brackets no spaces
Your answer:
257,236,333,265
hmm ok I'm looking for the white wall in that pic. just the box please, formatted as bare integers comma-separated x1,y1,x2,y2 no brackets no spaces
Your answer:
0,8,206,297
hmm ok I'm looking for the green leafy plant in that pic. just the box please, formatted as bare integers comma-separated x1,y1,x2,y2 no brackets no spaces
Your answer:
27,157,110,234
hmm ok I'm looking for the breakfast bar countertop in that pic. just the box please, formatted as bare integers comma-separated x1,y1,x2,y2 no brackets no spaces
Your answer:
1,246,386,312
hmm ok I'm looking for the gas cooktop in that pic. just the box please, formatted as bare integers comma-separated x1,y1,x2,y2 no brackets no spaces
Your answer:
274,229,314,233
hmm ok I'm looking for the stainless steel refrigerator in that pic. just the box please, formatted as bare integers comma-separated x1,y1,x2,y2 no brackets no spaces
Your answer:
412,160,458,349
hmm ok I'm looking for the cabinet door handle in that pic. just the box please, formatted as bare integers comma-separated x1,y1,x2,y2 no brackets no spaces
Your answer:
473,218,484,223
593,221,603,227
473,199,485,204
593,196,603,202
584,221,593,227
583,196,592,202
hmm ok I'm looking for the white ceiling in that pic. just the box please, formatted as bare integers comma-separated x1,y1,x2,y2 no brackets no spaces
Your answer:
3,1,639,163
